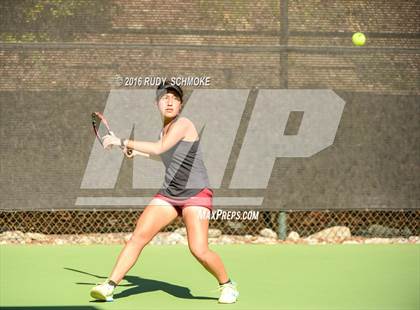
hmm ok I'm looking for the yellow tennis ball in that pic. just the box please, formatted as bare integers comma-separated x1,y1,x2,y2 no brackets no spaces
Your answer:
352,32,366,46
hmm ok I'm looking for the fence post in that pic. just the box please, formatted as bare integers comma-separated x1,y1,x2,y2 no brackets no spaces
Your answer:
278,211,288,240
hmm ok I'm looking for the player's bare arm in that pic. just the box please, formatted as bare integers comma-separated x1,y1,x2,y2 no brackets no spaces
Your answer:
103,117,192,155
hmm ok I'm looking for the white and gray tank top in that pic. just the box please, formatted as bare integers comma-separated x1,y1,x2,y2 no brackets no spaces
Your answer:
157,123,211,199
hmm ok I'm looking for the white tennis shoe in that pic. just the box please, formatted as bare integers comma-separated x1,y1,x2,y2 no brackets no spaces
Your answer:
90,281,115,302
218,281,239,304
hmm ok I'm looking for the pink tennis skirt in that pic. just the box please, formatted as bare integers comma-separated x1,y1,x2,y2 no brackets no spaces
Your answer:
153,188,213,216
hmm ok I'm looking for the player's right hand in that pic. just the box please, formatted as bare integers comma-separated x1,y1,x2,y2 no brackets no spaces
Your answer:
103,132,121,149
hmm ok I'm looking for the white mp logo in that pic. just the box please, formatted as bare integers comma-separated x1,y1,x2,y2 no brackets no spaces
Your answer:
76,89,345,207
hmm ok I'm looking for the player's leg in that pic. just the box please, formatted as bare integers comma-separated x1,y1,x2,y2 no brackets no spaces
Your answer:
109,199,178,283
90,199,177,301
182,206,228,282
182,206,239,303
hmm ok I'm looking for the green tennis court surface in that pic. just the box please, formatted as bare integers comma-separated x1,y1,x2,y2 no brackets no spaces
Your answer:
1,244,419,310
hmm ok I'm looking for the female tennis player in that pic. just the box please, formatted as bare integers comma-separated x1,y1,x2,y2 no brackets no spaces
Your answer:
90,81,239,304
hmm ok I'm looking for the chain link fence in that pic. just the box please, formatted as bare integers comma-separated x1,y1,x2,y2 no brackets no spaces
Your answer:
1,209,418,239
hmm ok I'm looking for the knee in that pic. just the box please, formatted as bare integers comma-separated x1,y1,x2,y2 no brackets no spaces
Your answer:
128,231,153,248
189,244,210,261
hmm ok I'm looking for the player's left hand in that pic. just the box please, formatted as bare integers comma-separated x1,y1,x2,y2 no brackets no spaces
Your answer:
122,146,135,158
102,132,121,149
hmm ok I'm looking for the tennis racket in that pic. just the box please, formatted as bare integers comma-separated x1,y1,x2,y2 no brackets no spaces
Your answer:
91,112,132,156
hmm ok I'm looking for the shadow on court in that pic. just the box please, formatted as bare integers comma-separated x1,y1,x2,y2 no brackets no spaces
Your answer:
64,267,218,301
